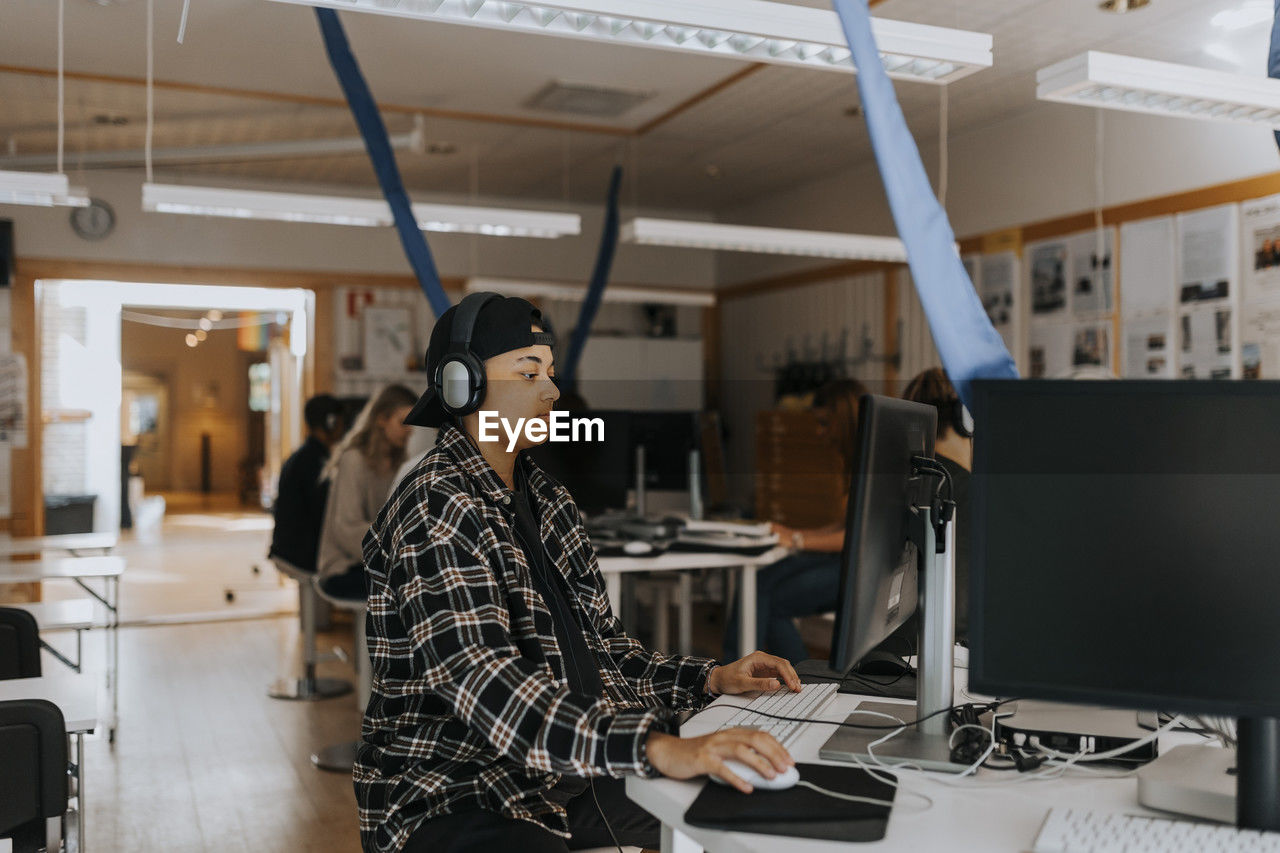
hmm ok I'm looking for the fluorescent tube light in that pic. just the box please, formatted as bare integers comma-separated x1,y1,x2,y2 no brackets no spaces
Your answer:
1037,51,1280,128
467,276,715,306
141,183,581,238
264,0,993,85
0,170,91,207
621,217,909,262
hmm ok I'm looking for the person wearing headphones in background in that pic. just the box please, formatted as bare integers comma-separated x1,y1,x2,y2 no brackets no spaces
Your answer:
900,366,973,646
316,383,419,599
269,394,347,574
357,293,800,853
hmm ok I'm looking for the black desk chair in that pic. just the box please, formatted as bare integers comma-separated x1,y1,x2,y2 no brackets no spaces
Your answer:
0,698,68,853
0,608,42,680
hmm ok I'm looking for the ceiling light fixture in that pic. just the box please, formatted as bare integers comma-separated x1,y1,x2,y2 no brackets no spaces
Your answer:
620,217,909,261
1098,0,1151,14
1037,51,1280,128
0,169,90,207
141,182,581,237
264,0,993,85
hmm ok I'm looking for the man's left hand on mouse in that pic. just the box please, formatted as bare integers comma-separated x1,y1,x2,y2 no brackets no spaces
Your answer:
707,650,802,696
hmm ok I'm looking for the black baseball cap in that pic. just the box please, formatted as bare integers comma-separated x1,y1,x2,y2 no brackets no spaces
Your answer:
403,294,555,427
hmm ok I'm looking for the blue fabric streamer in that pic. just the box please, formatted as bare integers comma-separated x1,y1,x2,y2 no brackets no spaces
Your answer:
560,165,623,389
1270,0,1280,151
831,0,1017,408
315,9,451,318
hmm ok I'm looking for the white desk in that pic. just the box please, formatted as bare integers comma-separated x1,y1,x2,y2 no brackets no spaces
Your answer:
0,557,122,742
0,532,117,558
598,547,790,657
0,673,100,853
627,689,1202,852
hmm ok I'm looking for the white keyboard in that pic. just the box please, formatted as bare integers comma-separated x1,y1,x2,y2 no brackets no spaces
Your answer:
716,683,838,748
1033,807,1280,852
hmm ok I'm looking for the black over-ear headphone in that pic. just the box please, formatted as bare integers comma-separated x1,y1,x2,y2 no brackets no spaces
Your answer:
436,292,501,418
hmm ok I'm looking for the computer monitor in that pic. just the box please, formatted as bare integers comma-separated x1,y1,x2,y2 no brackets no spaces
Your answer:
969,379,1280,830
628,411,700,491
527,409,631,516
829,395,936,675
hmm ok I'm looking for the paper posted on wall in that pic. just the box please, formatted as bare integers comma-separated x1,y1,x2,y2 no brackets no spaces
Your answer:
0,352,27,448
1179,305,1235,379
1123,314,1174,378
1242,194,1280,305
1028,322,1073,378
1241,304,1280,379
1069,229,1114,317
1029,241,1069,318
1120,216,1176,318
1072,322,1111,371
1178,205,1237,305
980,252,1018,354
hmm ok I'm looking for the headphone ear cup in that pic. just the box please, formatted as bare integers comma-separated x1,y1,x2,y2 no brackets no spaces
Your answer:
437,352,486,416
954,400,974,439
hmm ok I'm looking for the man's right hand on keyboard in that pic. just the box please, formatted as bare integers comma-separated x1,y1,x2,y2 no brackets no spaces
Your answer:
646,728,795,794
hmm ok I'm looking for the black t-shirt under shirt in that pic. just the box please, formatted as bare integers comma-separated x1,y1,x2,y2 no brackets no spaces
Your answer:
509,459,605,701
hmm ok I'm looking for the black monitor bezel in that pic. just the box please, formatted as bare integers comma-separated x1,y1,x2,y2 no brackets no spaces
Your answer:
968,378,1280,719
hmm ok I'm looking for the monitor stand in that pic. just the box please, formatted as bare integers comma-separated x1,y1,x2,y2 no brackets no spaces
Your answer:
820,506,970,773
1137,716,1280,831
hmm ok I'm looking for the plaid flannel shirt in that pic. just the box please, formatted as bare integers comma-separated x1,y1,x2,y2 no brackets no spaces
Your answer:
355,422,718,853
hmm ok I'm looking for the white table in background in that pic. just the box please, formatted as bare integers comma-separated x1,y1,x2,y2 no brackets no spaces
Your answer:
10,599,99,673
597,547,789,657
626,687,1203,853
0,673,100,853
0,557,122,742
0,532,117,558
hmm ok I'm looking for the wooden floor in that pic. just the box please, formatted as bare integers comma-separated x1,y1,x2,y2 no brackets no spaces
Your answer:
81,617,364,852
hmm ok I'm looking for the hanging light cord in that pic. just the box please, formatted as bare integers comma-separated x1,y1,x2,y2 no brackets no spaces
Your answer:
177,0,193,43
1094,108,1105,267
57,0,65,175
145,0,155,182
938,86,949,209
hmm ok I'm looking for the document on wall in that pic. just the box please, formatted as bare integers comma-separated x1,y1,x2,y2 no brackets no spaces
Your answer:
1028,322,1073,378
979,251,1018,353
962,254,980,289
1123,314,1175,378
1028,239,1070,318
1119,216,1177,318
1177,204,1237,305
1071,321,1111,371
1178,305,1235,379
1240,304,1280,379
0,352,27,448
1068,229,1115,317
1242,194,1280,304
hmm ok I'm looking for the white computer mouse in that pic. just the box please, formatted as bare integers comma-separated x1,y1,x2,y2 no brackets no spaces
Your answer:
622,540,654,556
711,760,800,792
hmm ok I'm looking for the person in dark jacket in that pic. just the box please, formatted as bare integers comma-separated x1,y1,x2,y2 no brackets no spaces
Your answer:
357,293,800,853
269,394,346,572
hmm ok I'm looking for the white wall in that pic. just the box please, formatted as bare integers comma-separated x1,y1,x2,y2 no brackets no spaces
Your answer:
5,169,717,289
714,104,1280,286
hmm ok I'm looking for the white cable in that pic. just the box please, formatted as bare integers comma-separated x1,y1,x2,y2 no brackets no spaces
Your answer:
1033,713,1182,764
177,0,192,43
938,86,949,209
145,0,155,182
795,780,918,812
1094,108,1105,284
57,0,65,175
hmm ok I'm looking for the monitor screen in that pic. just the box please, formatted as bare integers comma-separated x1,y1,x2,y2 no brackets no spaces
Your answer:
969,380,1280,719
829,395,936,674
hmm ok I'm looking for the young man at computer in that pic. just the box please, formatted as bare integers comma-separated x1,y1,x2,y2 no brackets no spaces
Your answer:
356,293,800,853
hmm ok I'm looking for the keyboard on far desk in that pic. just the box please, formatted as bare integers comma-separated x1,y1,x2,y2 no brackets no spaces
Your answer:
1033,807,1280,852
715,683,838,749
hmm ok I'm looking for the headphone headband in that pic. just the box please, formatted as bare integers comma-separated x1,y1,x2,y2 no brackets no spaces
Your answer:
451,291,501,349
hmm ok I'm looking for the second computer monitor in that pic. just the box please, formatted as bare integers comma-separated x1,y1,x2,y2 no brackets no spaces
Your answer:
829,395,938,675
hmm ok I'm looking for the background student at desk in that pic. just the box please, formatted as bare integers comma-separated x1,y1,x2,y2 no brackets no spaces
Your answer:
726,368,972,663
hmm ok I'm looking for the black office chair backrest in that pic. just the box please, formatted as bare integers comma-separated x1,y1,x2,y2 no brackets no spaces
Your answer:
0,608,42,680
0,698,67,851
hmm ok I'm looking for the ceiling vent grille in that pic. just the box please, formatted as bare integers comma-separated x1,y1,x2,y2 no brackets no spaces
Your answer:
524,80,654,116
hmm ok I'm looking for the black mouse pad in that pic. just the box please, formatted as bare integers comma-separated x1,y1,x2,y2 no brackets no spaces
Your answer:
683,763,896,842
